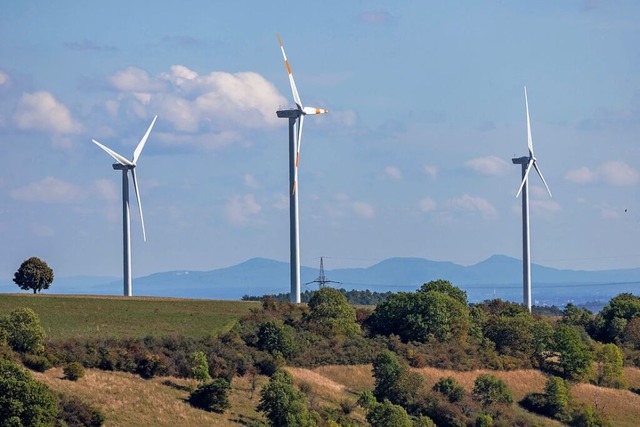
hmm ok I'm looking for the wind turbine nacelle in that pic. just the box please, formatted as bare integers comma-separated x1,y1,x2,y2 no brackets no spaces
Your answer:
277,109,301,118
112,163,131,171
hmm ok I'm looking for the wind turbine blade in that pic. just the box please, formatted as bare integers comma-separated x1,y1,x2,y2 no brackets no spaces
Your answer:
524,86,534,158
130,168,146,242
516,159,534,198
133,115,157,164
92,139,133,166
533,161,553,197
302,106,329,115
277,33,303,110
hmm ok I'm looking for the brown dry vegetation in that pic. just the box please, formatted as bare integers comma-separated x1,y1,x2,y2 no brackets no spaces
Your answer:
33,367,267,426
30,364,640,426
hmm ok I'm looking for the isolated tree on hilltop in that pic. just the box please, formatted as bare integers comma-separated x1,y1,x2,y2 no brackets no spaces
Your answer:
13,257,54,294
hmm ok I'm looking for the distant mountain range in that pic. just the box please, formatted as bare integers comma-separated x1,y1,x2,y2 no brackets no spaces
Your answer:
2,255,639,307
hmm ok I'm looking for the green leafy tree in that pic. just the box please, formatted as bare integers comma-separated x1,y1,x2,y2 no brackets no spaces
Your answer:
553,324,593,381
544,376,570,419
257,370,316,427
257,320,299,358
367,282,470,343
372,351,423,407
188,378,231,413
593,343,625,388
561,303,593,329
472,374,513,406
433,376,465,403
593,293,640,343
13,257,54,294
0,359,58,426
365,399,412,427
306,287,360,337
191,351,212,383
420,279,468,305
2,307,46,354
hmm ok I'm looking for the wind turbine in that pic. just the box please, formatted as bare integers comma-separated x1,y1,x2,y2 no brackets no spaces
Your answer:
275,33,328,303
512,87,552,312
92,115,157,297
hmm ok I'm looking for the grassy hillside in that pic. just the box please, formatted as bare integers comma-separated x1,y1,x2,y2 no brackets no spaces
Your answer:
0,294,258,339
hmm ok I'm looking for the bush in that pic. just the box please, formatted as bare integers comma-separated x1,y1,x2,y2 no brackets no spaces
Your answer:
23,353,53,372
0,359,57,425
472,374,513,406
188,378,231,413
433,376,465,402
2,307,46,354
190,351,212,383
136,353,167,379
56,394,105,426
64,362,85,381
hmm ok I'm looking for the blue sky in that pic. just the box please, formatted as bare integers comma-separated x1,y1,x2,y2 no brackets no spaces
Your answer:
1,1,639,281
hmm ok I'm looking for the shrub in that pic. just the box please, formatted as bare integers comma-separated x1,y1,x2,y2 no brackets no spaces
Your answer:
0,359,57,425
2,307,46,354
257,370,316,426
433,376,465,402
64,362,85,381
56,394,105,426
23,353,53,372
472,374,513,406
475,413,493,427
365,399,412,427
188,378,231,413
136,353,166,379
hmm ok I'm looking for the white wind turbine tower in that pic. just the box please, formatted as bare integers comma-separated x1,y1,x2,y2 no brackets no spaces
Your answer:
92,115,157,297
512,87,552,312
275,33,328,304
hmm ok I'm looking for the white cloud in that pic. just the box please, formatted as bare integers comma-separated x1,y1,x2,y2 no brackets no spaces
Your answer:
244,174,259,189
384,166,402,181
530,199,562,216
423,165,438,178
11,176,83,204
448,194,497,219
565,167,596,184
600,160,639,186
0,70,9,87
109,66,166,92
225,194,262,226
465,155,509,176
94,179,118,202
272,194,288,210
107,65,288,139
351,201,375,219
419,197,437,213
13,91,82,134
565,161,638,186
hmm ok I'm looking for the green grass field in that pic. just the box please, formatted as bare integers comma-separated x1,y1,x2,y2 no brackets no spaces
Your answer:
0,294,259,340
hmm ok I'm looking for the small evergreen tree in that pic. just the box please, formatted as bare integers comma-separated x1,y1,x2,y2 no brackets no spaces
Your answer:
188,378,231,413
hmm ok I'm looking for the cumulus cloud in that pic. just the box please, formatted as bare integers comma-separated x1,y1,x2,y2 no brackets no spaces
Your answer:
11,176,83,204
384,166,402,181
225,194,262,226
13,91,82,134
419,197,437,213
565,161,639,186
106,65,287,137
351,201,375,219
565,166,596,184
465,155,509,176
600,160,639,186
448,194,497,219
423,165,438,179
